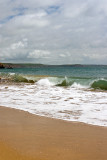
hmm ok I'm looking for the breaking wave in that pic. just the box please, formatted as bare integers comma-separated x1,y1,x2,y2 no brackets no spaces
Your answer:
91,79,107,90
0,73,35,83
12,74,35,83
0,73,107,90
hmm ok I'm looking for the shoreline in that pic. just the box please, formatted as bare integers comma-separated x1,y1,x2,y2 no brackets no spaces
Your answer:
0,106,107,160
1,104,107,128
1,105,107,128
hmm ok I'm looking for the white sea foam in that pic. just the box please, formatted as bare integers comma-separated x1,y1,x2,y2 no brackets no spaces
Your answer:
0,79,107,127
36,78,54,86
71,82,88,89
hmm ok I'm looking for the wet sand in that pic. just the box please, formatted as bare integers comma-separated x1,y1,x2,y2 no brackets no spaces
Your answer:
0,106,107,160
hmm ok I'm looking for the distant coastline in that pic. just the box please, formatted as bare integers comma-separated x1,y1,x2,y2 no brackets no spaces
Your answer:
0,63,13,69
0,63,107,69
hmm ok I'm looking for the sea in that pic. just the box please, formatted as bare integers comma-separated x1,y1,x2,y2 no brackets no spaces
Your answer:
0,65,107,127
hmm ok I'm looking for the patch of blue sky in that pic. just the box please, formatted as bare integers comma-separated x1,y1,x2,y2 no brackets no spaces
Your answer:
13,7,28,13
0,13,22,24
46,5,60,14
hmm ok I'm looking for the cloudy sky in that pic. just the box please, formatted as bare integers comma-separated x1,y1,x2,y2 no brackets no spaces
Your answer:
0,0,107,64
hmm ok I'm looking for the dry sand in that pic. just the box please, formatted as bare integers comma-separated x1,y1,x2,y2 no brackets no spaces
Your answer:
0,106,107,160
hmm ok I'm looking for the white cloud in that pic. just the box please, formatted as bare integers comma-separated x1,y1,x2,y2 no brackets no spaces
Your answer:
11,41,26,50
28,50,50,59
0,0,107,64
59,54,66,57
10,13,50,28
53,25,62,29
63,1,87,18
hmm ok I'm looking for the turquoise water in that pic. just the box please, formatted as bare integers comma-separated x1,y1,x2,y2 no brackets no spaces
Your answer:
0,65,107,78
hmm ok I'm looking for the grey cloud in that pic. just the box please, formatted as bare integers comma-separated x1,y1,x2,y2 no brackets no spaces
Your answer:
0,0,107,64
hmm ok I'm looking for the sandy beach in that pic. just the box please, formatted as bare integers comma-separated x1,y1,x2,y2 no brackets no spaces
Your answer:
0,106,107,160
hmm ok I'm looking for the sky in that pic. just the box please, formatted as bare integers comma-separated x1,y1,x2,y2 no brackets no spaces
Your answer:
0,0,107,65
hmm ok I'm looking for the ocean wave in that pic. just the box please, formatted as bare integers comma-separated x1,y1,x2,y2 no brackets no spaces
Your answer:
36,78,54,86
47,77,107,90
0,72,107,126
0,73,35,83
0,73,107,90
0,78,107,127
11,74,33,83
91,79,107,90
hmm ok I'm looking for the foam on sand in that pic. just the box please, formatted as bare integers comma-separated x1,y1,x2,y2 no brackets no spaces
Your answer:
0,77,107,127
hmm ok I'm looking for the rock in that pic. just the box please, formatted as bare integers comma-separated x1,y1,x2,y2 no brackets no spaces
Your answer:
6,65,13,69
28,80,35,83
0,63,5,68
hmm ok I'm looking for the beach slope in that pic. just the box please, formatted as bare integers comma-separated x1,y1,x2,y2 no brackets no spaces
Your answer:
0,106,107,160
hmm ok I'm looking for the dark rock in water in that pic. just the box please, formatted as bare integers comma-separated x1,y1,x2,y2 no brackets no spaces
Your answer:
0,63,13,69
28,80,35,83
0,63,5,68
6,65,13,69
